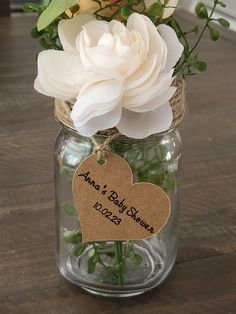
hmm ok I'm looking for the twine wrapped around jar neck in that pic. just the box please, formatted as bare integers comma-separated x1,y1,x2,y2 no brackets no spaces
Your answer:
54,77,186,135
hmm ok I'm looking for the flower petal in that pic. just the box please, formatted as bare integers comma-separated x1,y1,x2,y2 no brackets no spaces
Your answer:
117,103,173,139
76,20,110,48
34,50,85,100
71,79,123,126
128,86,176,113
127,13,149,56
157,24,183,71
129,14,166,56
58,14,95,53
126,14,167,92
124,69,174,108
125,54,159,93
74,106,122,137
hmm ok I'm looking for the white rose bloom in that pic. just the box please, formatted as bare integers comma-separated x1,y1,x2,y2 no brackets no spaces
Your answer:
35,13,183,139
145,0,179,19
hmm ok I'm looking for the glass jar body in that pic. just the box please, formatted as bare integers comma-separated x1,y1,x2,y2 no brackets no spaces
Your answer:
54,126,182,297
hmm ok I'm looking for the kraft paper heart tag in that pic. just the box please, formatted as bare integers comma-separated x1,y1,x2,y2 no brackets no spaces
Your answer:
72,153,171,243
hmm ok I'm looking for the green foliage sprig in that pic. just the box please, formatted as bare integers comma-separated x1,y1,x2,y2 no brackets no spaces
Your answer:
93,0,146,22
172,0,230,77
61,202,142,284
24,0,64,49
24,0,230,74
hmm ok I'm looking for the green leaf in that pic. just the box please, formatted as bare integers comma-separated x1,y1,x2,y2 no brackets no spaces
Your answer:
147,162,161,176
88,248,96,257
191,25,199,34
120,6,132,19
163,172,178,189
87,255,98,273
47,24,59,39
59,165,74,180
209,28,220,41
62,203,77,217
105,251,115,258
23,3,39,13
42,0,51,7
217,18,230,28
133,254,142,266
147,2,164,18
31,26,42,38
74,244,87,257
39,37,51,49
62,230,82,244
37,0,78,31
97,242,107,249
195,3,208,19
218,1,226,8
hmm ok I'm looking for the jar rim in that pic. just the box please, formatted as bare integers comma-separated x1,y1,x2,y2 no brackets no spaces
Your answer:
61,123,178,141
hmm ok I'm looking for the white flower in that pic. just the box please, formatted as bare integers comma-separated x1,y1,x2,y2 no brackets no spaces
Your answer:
145,0,179,19
35,13,183,139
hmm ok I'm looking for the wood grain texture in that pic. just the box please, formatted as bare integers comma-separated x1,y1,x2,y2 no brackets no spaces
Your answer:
0,11,235,313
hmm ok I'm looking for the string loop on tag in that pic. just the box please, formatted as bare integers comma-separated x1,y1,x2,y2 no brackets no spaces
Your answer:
91,130,120,161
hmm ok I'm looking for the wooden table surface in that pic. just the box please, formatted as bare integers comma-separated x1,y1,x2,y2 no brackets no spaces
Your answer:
0,12,236,314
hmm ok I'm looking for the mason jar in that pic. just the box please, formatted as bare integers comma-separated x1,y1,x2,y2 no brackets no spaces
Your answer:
54,125,182,297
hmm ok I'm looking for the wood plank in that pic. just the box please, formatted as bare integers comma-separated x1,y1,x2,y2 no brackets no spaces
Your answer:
0,209,234,314
0,182,53,214
0,207,57,300
0,120,58,189
0,93,55,127
0,16,36,37
0,63,37,78
179,178,236,262
182,156,236,185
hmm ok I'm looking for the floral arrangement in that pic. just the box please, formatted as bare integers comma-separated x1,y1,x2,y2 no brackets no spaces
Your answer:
25,0,229,139
24,0,229,287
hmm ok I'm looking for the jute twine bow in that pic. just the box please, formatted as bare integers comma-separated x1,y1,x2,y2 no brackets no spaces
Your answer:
91,131,120,161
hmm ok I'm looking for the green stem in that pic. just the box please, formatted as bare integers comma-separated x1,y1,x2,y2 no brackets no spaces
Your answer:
170,16,190,50
114,241,124,285
174,1,218,75
94,0,121,21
